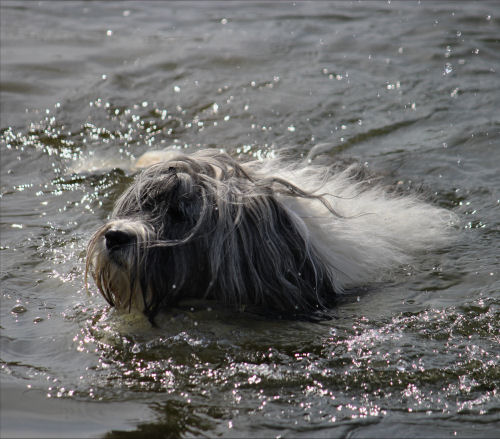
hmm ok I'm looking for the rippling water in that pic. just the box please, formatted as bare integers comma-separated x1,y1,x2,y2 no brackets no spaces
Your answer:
1,1,499,438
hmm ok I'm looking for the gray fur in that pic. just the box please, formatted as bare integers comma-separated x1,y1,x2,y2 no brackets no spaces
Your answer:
86,149,456,322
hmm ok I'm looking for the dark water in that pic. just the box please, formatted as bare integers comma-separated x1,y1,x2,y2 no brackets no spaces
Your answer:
1,1,499,437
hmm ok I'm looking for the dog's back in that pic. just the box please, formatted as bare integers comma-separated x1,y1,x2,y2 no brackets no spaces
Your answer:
251,157,457,291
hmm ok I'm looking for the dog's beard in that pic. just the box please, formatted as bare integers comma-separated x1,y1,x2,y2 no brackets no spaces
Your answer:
86,219,156,313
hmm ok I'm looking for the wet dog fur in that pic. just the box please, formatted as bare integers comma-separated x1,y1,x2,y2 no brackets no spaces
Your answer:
86,149,456,323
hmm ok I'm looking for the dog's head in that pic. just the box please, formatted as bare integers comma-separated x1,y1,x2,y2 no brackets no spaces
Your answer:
86,150,335,322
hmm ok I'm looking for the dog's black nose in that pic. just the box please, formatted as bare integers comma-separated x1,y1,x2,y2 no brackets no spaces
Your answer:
105,229,133,250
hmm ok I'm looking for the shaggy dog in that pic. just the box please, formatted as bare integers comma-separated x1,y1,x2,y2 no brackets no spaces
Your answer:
86,149,455,322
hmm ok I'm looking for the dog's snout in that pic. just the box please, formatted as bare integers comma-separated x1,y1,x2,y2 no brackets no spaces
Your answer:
105,229,133,250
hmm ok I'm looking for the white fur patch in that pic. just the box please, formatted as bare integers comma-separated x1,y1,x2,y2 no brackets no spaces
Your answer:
251,159,457,291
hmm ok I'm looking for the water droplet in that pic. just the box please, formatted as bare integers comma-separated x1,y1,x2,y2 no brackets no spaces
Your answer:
11,304,27,314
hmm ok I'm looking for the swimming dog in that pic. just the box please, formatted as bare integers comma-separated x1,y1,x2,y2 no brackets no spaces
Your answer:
86,149,455,322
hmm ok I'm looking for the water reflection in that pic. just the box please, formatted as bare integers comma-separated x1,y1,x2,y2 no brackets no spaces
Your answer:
1,0,499,437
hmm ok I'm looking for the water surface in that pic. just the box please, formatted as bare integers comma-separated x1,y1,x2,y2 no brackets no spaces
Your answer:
1,1,499,438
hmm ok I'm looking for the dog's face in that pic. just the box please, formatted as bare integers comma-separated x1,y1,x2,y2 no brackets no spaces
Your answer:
86,151,334,322
86,154,227,319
